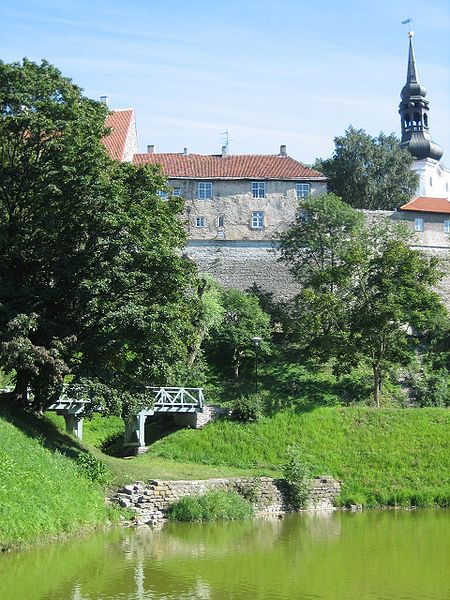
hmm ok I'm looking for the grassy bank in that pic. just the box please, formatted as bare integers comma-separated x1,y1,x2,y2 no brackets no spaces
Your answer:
0,406,118,551
2,404,450,551
138,407,450,508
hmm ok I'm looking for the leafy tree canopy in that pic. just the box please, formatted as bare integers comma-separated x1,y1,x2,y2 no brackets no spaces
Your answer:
0,59,198,415
279,194,448,406
207,288,271,380
315,126,418,210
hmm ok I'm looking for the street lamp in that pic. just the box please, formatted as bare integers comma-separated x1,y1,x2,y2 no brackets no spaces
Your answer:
252,336,262,393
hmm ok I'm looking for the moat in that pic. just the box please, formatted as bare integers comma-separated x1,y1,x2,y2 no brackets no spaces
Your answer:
1,509,449,599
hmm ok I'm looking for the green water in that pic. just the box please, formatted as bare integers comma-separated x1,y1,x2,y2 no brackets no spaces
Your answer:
1,510,449,600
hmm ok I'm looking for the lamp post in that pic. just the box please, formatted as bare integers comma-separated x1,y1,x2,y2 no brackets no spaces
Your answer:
252,336,262,393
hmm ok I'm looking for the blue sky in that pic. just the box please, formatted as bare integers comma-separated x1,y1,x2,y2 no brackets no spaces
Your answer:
1,0,449,164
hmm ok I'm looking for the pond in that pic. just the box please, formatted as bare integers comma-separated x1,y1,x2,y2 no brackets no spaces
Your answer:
1,510,449,599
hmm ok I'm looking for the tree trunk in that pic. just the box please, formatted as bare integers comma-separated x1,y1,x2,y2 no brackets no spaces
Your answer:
372,364,381,408
233,348,240,380
12,370,29,405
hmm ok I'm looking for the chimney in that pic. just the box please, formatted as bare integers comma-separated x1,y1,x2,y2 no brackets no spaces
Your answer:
279,144,287,156
147,144,154,154
183,147,188,155
221,145,227,157
100,95,109,106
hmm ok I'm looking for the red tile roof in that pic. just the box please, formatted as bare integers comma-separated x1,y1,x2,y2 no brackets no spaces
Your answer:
133,153,325,180
102,109,134,161
400,196,450,214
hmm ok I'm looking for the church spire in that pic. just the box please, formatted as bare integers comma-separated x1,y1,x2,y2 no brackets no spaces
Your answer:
399,32,443,161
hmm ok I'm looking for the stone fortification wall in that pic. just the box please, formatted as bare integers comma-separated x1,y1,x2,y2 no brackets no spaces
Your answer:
112,476,341,526
185,241,299,300
185,228,450,310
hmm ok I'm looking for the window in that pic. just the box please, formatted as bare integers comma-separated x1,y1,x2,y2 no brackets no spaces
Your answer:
157,190,168,199
172,188,181,196
414,218,424,232
251,211,264,229
195,216,205,228
444,220,450,234
217,215,224,228
430,177,433,187
198,182,213,199
296,183,311,198
252,181,265,198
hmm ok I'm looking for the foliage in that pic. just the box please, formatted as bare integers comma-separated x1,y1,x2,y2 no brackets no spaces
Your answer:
315,126,418,209
230,393,266,422
407,367,450,407
0,59,198,414
282,444,312,509
279,195,448,406
279,193,364,292
75,452,112,485
186,274,225,368
206,288,271,379
167,489,254,522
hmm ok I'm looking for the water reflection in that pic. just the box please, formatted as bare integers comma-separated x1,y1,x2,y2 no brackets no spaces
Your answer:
1,510,449,600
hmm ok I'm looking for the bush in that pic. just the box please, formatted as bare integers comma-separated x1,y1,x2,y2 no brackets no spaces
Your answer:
282,444,312,509
230,393,265,422
167,489,254,522
76,452,111,485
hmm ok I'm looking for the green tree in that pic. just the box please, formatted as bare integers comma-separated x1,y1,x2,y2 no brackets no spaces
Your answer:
209,289,271,380
279,195,447,406
315,126,418,209
0,59,197,414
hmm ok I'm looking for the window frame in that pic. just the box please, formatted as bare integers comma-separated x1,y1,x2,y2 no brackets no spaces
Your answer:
296,183,311,199
252,181,266,199
414,217,424,232
444,220,450,234
195,216,205,228
198,182,213,199
251,211,264,229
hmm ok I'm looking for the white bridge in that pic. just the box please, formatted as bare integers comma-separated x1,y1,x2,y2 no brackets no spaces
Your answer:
2,386,205,449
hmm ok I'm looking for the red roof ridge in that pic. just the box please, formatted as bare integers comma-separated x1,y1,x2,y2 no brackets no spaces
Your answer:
400,196,450,214
133,152,325,179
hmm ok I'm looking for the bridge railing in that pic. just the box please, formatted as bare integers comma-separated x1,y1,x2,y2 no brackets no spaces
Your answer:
150,387,204,411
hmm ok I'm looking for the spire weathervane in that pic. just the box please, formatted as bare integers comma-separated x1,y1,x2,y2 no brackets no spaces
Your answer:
401,17,414,36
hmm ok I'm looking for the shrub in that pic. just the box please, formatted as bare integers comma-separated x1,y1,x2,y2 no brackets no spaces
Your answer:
230,393,265,422
167,489,254,522
76,452,111,485
282,444,312,509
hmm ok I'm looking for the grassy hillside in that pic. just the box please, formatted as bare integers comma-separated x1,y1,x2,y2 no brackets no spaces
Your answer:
0,406,117,550
140,407,450,507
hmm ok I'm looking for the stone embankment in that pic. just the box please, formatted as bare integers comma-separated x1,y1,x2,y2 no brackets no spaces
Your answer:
111,476,341,526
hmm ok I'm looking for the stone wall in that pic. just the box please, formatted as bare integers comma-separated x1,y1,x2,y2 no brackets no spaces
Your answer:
112,476,341,526
185,241,299,300
174,178,327,241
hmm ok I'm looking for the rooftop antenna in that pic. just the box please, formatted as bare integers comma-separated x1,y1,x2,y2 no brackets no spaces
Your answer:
401,16,414,36
220,129,233,153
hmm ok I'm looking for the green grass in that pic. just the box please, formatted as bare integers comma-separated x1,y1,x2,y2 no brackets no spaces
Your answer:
167,489,254,522
3,400,449,552
0,406,119,550
142,407,450,508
